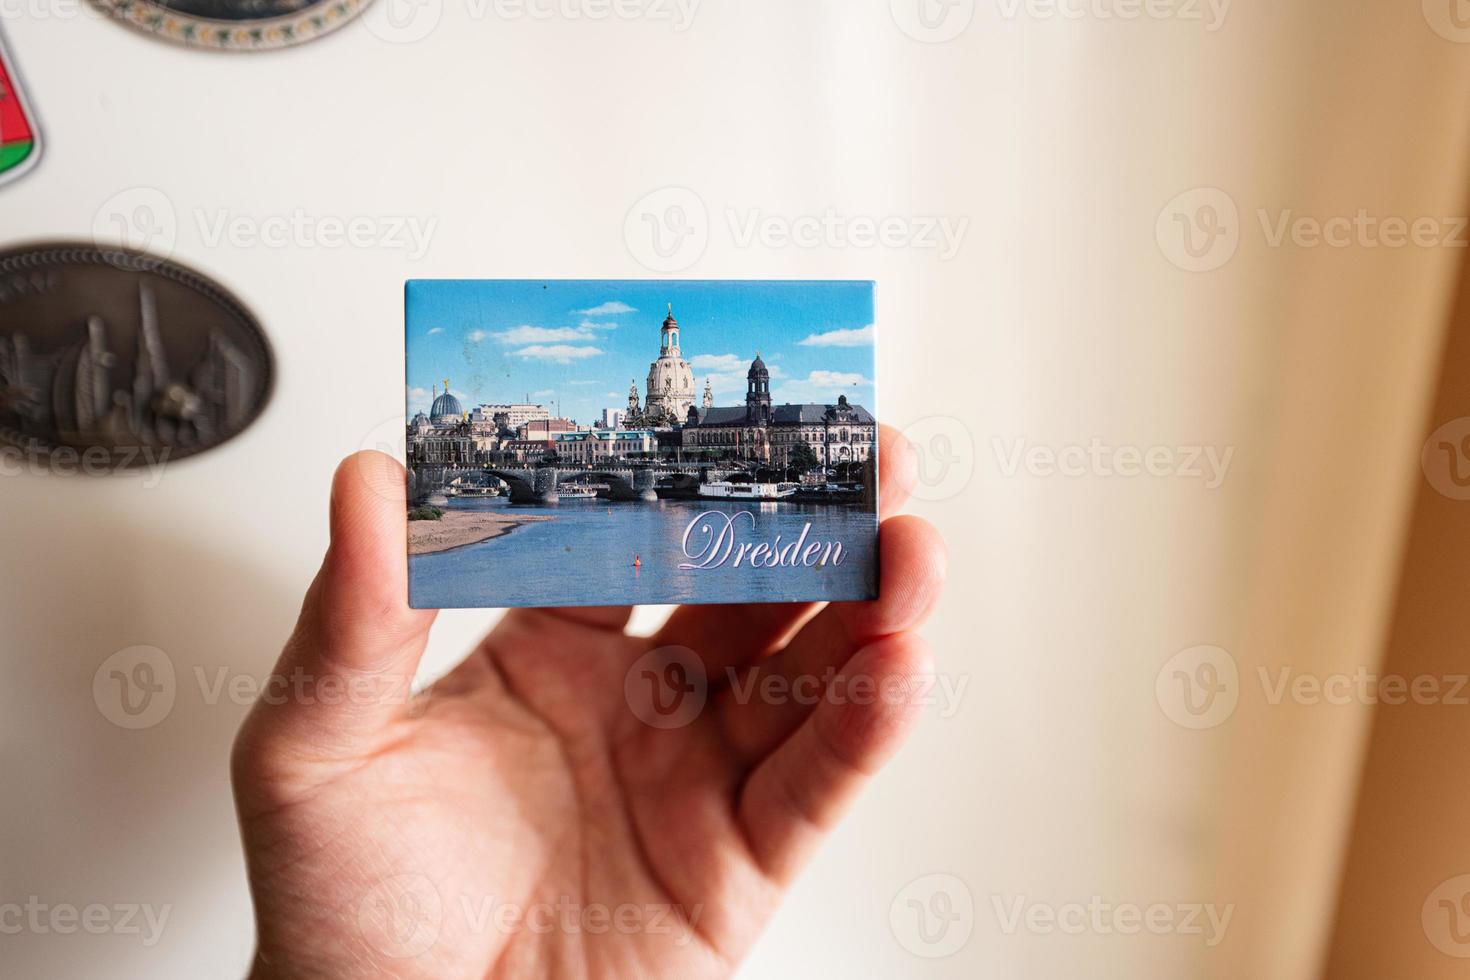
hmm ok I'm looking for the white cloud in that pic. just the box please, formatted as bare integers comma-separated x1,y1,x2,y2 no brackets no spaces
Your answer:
426,327,444,336
512,345,604,365
690,353,748,372
797,324,875,347
406,385,431,413
467,329,489,343
574,301,636,316
687,354,791,401
531,388,555,398
494,324,596,344
569,380,600,386
773,370,872,403
605,391,620,398
579,319,619,331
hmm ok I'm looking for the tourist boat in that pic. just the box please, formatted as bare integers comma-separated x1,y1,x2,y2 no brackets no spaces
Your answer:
558,484,604,500
698,481,799,500
448,485,501,498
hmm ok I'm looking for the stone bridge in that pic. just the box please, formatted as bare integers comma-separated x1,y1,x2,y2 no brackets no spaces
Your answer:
410,463,740,505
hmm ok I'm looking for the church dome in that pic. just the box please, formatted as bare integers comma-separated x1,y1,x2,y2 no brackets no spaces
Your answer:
747,353,769,379
430,389,464,421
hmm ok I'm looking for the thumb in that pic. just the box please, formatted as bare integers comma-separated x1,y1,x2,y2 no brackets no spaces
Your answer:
244,451,437,754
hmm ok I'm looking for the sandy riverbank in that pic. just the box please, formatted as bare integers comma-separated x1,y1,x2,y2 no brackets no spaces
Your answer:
408,510,552,556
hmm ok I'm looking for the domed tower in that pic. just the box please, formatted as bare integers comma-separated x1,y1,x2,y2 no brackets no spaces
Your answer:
430,379,464,425
702,377,713,410
643,304,696,423
745,353,771,424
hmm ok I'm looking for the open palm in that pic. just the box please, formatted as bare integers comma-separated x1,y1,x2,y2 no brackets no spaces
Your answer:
232,437,944,979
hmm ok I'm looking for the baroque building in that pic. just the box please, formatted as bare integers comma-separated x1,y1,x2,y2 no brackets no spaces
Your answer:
682,354,876,467
408,380,476,466
626,305,695,427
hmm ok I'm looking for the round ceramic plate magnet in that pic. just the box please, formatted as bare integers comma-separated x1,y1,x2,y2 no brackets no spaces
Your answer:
0,244,274,471
91,0,372,50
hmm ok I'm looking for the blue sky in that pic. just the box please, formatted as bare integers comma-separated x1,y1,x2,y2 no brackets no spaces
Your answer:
405,280,876,424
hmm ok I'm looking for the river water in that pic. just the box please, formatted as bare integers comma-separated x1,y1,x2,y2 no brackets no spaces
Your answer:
409,496,879,609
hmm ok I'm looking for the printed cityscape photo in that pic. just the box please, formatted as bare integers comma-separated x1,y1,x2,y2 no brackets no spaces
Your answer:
404,279,879,608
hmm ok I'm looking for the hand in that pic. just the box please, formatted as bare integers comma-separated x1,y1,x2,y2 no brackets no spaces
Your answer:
231,427,946,979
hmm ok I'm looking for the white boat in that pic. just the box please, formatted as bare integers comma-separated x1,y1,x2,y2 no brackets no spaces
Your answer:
448,485,501,498
698,481,799,500
559,485,601,499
